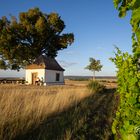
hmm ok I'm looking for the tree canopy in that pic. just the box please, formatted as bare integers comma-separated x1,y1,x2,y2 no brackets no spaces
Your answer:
0,8,74,70
85,58,102,79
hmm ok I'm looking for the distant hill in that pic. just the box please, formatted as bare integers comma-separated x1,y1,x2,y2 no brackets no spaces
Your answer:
64,76,116,80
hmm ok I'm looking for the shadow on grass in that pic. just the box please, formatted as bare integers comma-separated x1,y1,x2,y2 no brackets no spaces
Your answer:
15,88,117,140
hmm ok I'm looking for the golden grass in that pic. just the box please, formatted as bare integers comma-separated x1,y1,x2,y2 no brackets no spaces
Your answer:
0,84,89,140
65,79,117,88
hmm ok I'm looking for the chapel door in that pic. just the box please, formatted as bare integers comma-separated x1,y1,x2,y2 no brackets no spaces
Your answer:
32,73,38,85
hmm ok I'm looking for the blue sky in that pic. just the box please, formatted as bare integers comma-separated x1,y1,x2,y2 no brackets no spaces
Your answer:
0,0,132,77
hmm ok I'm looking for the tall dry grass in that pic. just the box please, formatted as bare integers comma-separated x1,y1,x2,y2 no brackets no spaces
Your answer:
0,85,89,140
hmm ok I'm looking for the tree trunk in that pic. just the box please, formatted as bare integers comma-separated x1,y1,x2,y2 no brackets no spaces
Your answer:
93,71,95,80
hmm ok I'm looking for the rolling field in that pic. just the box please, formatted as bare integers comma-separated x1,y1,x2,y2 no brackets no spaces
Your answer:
0,80,118,140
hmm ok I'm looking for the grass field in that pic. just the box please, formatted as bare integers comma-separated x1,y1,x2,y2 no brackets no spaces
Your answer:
65,79,117,88
0,80,118,140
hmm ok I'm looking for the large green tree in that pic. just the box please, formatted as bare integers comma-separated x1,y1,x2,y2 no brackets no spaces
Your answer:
0,8,74,70
85,58,102,80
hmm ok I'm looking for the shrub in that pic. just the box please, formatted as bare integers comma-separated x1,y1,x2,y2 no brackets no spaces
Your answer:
87,80,105,93
111,48,140,140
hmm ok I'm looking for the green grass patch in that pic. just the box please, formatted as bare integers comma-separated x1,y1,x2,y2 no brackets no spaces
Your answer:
87,80,105,94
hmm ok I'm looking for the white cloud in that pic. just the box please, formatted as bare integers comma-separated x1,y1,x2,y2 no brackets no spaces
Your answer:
58,60,77,68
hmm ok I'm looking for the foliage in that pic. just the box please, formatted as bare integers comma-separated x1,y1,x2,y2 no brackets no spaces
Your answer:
85,58,102,79
112,0,140,139
87,80,105,94
0,8,74,70
110,48,140,140
113,0,140,59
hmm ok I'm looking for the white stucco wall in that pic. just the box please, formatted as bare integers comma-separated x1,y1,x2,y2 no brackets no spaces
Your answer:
25,69,64,84
45,70,64,83
25,69,45,84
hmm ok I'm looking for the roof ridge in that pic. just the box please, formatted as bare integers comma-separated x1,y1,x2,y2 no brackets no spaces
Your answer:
26,55,65,71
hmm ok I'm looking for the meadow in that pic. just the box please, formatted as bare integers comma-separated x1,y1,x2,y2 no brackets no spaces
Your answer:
0,80,118,140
